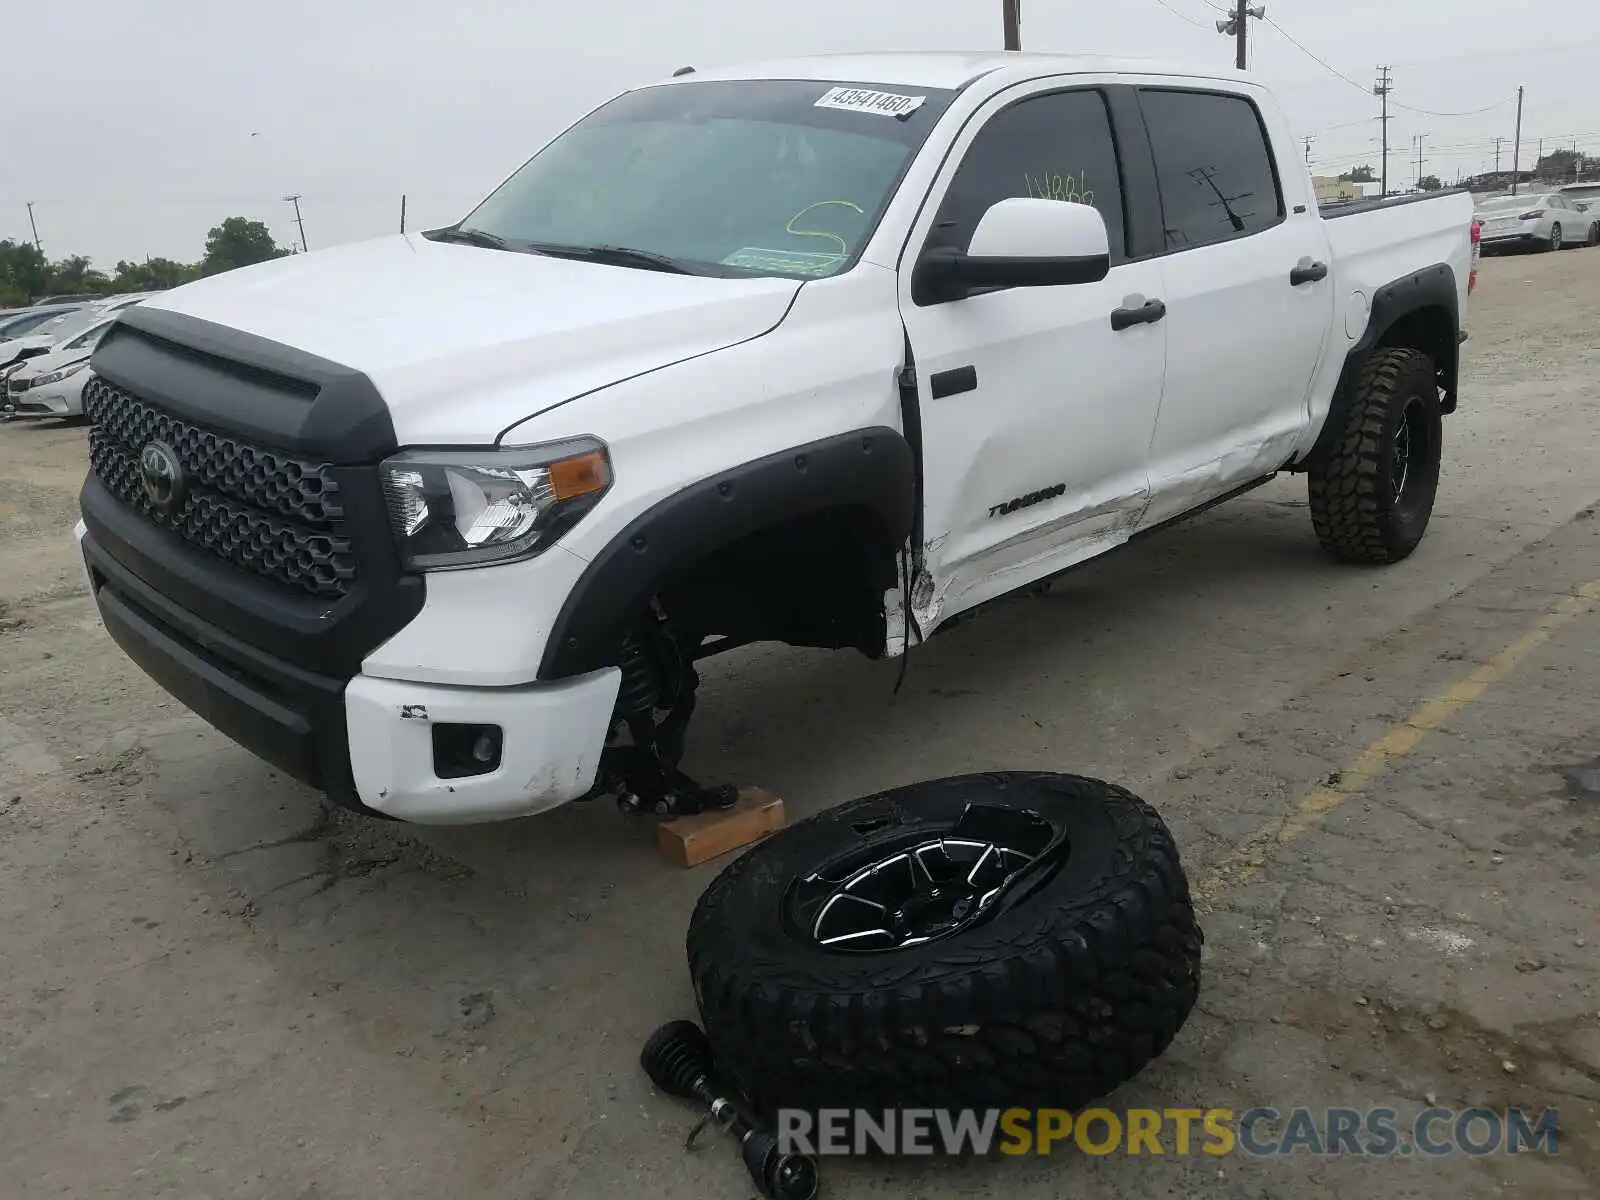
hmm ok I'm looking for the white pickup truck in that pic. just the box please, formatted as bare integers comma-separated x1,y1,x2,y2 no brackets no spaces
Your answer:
76,52,1476,824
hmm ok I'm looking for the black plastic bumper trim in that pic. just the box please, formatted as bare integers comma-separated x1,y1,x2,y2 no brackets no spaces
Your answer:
83,529,364,808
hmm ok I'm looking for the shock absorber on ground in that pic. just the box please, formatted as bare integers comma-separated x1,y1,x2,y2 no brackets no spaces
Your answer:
640,1020,819,1200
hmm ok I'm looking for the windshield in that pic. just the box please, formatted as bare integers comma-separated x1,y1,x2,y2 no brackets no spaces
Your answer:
452,79,955,279
61,318,116,353
0,308,79,340
33,306,113,344
1477,195,1549,212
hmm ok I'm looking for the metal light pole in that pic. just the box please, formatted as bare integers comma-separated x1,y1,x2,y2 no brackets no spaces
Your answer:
283,194,308,253
1002,0,1021,51
1510,86,1524,195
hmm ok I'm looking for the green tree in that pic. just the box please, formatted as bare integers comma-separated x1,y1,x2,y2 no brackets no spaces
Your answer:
1536,148,1581,181
42,254,110,295
111,257,197,293
198,217,288,276
0,239,51,305
1416,175,1443,192
1338,165,1377,183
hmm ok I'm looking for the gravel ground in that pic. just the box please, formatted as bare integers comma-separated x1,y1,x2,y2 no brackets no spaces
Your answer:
2,247,1598,1199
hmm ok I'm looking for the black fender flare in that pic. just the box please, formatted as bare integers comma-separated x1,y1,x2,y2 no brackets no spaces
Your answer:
1293,262,1461,472
538,427,916,680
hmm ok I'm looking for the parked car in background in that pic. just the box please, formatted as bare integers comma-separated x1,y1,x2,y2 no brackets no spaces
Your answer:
3,311,131,420
0,293,157,373
1474,192,1599,252
1560,181,1600,204
0,302,90,343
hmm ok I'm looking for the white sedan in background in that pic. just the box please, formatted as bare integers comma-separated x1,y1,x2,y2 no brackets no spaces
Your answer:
3,314,120,421
1475,192,1600,252
0,292,158,374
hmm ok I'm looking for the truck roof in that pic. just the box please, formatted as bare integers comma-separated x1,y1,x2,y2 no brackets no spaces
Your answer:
674,50,1243,92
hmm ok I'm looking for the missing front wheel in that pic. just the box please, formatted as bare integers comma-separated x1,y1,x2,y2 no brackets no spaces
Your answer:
588,601,739,817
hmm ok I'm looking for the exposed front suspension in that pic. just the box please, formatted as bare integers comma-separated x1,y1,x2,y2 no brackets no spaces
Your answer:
593,603,738,818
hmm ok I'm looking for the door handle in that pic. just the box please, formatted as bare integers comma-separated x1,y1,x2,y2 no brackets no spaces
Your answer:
1290,261,1329,285
1110,298,1166,331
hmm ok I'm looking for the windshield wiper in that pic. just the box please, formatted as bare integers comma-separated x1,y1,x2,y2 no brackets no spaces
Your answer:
524,242,705,275
424,226,512,250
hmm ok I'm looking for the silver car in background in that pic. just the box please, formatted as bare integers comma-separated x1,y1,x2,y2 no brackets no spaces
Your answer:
1475,192,1600,252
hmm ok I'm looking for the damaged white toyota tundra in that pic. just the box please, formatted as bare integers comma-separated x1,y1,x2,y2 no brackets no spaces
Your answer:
75,52,1477,823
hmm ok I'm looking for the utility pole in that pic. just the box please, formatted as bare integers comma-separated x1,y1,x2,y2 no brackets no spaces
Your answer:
1413,133,1429,189
283,194,308,253
400,194,407,235
1002,0,1020,51
1493,136,1504,177
1304,135,1314,163
25,202,42,254
1216,3,1265,70
1373,66,1393,195
1510,85,1524,195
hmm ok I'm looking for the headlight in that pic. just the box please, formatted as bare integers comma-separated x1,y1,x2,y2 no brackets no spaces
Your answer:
379,437,612,571
32,361,89,387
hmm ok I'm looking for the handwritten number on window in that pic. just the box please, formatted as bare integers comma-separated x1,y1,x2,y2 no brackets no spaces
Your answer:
1023,169,1095,207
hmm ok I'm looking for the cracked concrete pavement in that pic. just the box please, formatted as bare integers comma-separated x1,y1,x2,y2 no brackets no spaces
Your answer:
1,248,1598,1198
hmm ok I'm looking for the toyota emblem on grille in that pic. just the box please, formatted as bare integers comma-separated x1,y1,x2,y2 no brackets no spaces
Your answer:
138,440,186,513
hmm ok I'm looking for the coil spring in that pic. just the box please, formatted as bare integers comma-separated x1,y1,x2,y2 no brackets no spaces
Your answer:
640,1020,713,1099
616,632,658,716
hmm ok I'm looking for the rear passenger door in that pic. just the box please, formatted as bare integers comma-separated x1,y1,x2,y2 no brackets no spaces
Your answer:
1136,87,1333,528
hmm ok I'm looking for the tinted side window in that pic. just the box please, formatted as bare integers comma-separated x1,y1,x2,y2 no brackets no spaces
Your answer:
930,89,1126,261
1140,89,1284,251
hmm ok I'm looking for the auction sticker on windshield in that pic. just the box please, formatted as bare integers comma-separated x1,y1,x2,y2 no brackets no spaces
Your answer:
722,247,847,277
814,87,927,118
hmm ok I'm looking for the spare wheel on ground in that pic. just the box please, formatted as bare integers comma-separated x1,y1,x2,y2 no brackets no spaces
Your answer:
686,771,1204,1116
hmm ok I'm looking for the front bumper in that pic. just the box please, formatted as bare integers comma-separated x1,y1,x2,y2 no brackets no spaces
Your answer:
78,518,620,823
4,388,74,418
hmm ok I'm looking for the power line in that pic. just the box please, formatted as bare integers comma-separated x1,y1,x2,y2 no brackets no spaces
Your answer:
1391,95,1515,119
1261,17,1368,91
1148,0,1212,31
1260,16,1516,119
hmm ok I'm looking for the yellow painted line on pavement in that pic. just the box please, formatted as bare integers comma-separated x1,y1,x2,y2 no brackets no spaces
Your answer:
1194,576,1600,904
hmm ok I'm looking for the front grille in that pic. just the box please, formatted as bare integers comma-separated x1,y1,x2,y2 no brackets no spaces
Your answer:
7,375,29,394
85,376,357,598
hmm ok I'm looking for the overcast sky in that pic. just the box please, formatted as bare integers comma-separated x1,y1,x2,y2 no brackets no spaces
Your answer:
3,0,1596,267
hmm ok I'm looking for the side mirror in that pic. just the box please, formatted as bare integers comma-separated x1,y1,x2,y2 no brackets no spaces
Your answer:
916,197,1111,301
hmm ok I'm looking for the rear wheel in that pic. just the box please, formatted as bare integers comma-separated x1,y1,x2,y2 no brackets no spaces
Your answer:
1549,222,1564,251
1307,347,1442,564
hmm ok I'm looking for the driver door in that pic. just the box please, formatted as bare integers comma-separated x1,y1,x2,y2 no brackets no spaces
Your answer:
898,83,1168,628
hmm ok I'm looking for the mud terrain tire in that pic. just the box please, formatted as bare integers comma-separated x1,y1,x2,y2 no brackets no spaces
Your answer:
1308,347,1443,564
686,772,1203,1116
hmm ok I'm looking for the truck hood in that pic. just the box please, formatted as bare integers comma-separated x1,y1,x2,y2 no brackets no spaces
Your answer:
145,234,804,444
